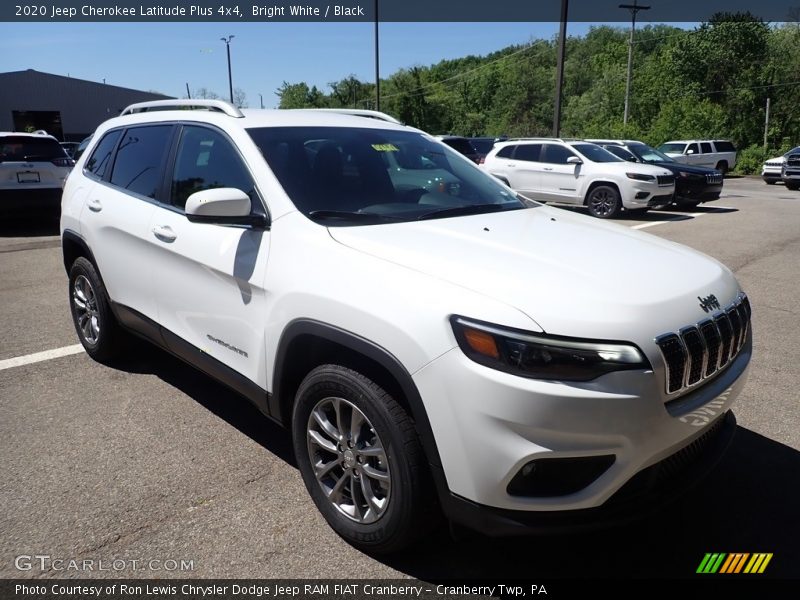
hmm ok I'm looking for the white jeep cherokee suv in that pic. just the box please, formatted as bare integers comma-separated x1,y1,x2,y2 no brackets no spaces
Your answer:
61,100,751,553
482,138,675,218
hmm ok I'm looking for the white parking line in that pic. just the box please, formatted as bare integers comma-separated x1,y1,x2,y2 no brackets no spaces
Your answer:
0,344,84,371
630,206,735,230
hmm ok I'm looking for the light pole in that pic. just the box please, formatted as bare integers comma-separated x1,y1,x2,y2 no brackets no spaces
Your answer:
259,93,264,109
553,0,569,137
620,1,649,127
374,0,380,111
220,35,235,104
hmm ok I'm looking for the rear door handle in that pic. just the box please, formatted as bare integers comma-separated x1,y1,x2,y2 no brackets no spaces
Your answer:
87,199,102,212
543,167,553,171
152,225,177,243
506,163,516,167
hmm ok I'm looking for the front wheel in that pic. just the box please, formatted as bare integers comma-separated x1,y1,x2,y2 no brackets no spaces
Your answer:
586,185,622,218
786,182,800,191
292,364,436,553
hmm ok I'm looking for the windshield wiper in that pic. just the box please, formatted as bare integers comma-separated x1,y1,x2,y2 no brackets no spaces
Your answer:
416,203,522,221
307,210,404,223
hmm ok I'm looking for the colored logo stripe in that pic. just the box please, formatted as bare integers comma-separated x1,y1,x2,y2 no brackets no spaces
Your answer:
697,553,773,574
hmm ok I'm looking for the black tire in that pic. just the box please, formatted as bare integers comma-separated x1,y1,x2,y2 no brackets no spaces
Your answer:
679,201,701,210
715,161,728,175
586,185,622,218
292,364,436,554
765,180,777,185
627,208,649,216
68,257,125,363
786,183,800,191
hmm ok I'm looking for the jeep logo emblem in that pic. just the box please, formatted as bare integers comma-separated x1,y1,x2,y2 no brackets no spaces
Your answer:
698,294,721,313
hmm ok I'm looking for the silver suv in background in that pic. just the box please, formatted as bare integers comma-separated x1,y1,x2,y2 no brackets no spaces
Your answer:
781,147,800,190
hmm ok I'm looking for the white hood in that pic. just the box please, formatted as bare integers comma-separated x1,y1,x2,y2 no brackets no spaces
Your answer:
328,206,740,344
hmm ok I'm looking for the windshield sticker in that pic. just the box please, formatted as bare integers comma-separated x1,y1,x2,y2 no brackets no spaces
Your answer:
371,143,399,152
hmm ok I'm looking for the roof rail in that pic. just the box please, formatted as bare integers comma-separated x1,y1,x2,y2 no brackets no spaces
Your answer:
501,137,577,143
120,99,244,118
305,108,402,124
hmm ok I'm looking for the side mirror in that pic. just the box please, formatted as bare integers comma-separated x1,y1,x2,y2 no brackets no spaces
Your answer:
185,188,267,227
686,149,695,155
627,156,638,163
567,156,583,165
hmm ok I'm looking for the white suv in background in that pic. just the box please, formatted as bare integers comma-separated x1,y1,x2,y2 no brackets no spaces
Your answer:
657,140,738,174
0,131,74,217
482,138,675,218
61,100,751,553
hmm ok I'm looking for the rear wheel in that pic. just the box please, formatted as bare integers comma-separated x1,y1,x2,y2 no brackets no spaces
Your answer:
586,185,622,218
292,364,436,553
715,161,728,175
68,257,125,363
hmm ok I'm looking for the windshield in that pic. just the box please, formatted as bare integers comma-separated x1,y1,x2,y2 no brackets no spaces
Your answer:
571,143,623,163
248,127,528,225
658,143,686,154
628,143,674,163
787,147,800,156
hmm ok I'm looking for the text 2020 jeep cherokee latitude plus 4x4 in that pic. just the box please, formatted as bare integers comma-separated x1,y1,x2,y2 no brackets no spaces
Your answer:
61,100,751,553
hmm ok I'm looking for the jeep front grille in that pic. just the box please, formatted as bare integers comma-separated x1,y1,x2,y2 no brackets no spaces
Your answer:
657,175,675,186
655,293,750,395
705,173,723,185
787,154,800,168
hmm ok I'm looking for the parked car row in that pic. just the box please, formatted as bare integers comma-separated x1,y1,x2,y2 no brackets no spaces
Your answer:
656,139,737,174
761,146,800,190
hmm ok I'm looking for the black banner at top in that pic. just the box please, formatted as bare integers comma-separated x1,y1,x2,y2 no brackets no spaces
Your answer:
3,0,800,23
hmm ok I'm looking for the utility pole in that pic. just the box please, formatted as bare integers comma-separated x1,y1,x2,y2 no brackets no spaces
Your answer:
259,93,264,109
763,97,770,149
220,35,235,104
620,0,650,127
374,0,380,111
553,0,569,137
186,83,192,99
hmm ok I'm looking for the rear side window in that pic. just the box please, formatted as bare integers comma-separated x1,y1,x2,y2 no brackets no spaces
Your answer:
515,144,542,162
443,138,476,155
170,125,257,210
714,141,736,152
495,145,515,159
686,143,699,154
606,145,637,161
541,144,576,164
701,143,713,154
110,126,173,199
84,131,121,179
0,136,65,162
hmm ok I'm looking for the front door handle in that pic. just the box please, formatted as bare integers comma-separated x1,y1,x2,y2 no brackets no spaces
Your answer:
87,199,102,212
543,167,553,171
152,225,177,243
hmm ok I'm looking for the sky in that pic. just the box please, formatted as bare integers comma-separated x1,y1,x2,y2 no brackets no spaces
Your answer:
0,21,692,108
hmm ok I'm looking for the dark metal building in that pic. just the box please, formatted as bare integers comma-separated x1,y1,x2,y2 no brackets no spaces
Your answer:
0,69,174,142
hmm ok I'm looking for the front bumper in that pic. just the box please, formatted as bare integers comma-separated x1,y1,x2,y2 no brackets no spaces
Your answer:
621,181,675,208
675,181,722,203
414,335,750,518
435,410,736,536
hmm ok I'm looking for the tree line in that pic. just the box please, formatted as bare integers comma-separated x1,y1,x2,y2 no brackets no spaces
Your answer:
275,13,800,173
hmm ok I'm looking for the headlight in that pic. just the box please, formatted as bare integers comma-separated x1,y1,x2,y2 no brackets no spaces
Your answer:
626,172,655,182
451,316,651,381
677,171,699,178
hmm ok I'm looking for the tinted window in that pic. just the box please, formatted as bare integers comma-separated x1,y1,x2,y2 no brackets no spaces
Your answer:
571,144,622,163
470,139,495,154
84,131,121,179
171,126,257,210
628,143,674,163
248,126,526,225
687,143,699,154
496,145,515,159
110,126,172,199
515,144,542,162
0,136,66,161
443,138,477,156
605,145,637,161
714,141,736,152
541,144,577,164
701,142,713,153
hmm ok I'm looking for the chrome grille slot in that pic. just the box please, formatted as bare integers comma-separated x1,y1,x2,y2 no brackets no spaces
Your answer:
655,293,750,396
656,334,686,394
699,320,721,376
715,313,733,367
680,327,705,386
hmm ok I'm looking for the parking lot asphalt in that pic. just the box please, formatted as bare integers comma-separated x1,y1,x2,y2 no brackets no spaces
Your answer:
1,177,798,580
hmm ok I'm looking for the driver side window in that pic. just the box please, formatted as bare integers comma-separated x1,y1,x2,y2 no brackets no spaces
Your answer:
171,125,257,210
